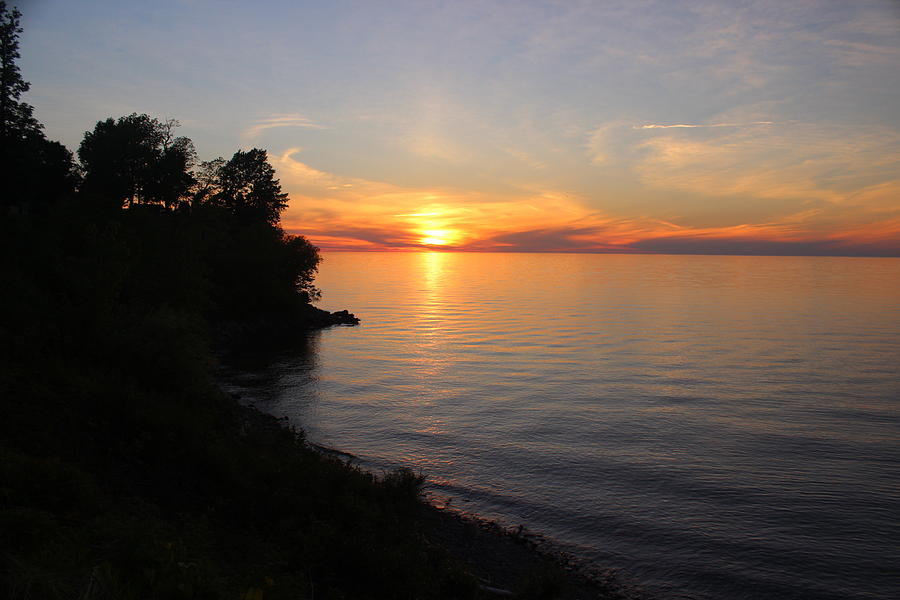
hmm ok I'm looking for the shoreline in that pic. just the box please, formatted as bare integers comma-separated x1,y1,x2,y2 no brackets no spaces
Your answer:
219,317,650,600
234,390,646,600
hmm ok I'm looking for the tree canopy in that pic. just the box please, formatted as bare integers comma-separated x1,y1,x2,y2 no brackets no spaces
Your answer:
208,148,289,226
1,2,78,215
1,0,321,320
72,114,322,315
78,114,196,210
0,1,40,138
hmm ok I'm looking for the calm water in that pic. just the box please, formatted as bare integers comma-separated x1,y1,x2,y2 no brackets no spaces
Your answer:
224,252,900,600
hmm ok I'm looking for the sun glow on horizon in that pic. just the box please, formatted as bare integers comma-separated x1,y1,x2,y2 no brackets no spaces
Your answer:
20,1,900,257
420,229,457,246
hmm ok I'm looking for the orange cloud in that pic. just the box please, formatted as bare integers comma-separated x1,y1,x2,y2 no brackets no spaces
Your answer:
274,140,900,256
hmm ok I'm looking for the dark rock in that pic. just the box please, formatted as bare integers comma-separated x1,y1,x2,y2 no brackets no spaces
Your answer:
215,304,360,354
327,309,360,325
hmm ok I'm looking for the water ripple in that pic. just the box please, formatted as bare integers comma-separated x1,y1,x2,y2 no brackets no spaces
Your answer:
243,253,900,600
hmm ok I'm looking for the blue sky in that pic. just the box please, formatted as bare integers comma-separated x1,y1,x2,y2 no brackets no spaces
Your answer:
18,0,900,254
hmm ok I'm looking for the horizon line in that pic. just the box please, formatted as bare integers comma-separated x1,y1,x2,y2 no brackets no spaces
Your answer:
311,248,900,259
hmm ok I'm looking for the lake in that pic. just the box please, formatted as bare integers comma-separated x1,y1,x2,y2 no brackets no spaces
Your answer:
222,252,900,600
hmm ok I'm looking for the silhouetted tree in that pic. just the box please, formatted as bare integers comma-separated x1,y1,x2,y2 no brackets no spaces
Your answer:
0,2,39,138
4,133,80,214
210,148,288,227
148,120,197,210
0,2,78,214
189,148,322,315
190,157,225,207
284,232,322,302
78,114,195,210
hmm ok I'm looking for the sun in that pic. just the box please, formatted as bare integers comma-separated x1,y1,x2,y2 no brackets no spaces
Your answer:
420,229,454,246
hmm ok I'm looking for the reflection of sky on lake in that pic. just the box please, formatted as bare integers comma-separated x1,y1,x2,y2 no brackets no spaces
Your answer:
226,252,900,600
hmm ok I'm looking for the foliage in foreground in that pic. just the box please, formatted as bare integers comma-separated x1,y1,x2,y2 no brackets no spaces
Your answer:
1,352,476,599
1,3,479,597
0,205,478,599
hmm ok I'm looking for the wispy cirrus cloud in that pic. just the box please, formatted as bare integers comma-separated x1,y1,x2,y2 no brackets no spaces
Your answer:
632,122,900,205
588,117,900,209
243,113,324,139
636,122,774,129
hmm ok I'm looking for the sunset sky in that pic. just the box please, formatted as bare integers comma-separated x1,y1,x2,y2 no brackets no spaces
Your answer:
19,0,900,255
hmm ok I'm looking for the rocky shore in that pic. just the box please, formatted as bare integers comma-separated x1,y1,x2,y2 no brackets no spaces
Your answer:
238,400,647,600
421,497,647,600
215,304,360,348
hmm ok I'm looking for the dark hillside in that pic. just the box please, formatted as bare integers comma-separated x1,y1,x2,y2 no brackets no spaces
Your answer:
1,5,625,597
